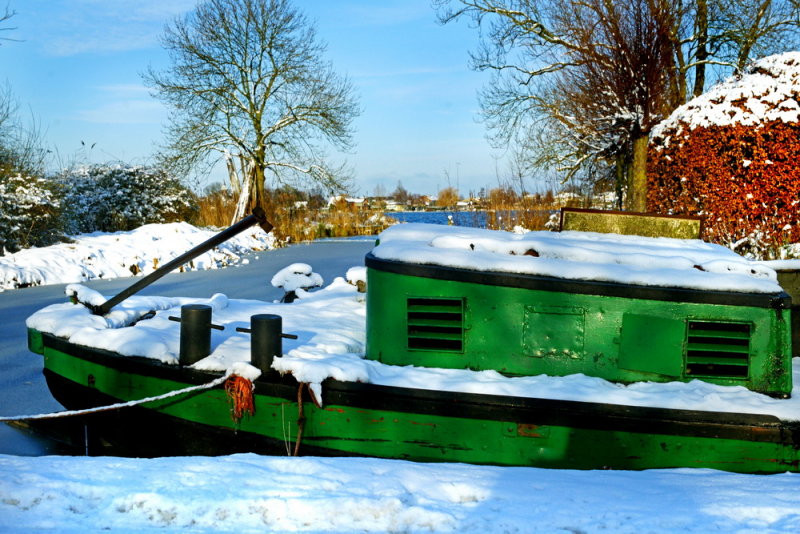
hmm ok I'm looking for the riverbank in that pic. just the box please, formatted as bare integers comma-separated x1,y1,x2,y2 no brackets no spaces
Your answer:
0,222,277,291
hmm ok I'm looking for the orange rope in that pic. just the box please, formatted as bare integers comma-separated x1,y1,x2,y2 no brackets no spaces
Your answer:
224,374,255,423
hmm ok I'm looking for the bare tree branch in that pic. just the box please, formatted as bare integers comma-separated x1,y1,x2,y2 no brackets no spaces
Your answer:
144,0,359,220
436,0,800,207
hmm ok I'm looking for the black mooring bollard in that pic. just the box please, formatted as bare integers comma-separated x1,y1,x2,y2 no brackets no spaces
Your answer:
178,304,212,366
250,314,283,374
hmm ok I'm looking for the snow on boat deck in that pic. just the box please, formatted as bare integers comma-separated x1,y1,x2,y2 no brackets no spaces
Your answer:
26,276,800,422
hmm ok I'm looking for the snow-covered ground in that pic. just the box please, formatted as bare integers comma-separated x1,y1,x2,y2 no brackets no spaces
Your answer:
5,222,800,533
4,453,800,534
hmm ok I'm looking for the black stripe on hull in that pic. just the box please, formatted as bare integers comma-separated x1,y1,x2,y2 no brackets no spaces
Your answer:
42,333,800,448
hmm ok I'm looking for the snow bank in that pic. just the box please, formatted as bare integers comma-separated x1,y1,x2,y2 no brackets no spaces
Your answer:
372,223,783,294
0,222,275,291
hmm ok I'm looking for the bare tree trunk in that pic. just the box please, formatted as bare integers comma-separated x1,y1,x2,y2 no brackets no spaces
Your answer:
615,155,625,210
231,160,255,224
627,135,649,212
224,151,241,196
663,3,687,107
252,164,267,215
693,0,708,97
737,0,772,71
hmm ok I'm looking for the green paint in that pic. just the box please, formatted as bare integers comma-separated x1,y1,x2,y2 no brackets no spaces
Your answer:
39,339,800,473
619,314,684,376
366,268,793,396
27,328,44,355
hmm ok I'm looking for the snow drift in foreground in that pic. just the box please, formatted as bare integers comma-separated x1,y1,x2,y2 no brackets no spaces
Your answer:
0,222,276,291
3,453,800,534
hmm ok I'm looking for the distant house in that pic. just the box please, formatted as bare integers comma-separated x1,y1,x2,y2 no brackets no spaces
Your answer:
327,195,368,210
384,200,407,212
555,191,582,206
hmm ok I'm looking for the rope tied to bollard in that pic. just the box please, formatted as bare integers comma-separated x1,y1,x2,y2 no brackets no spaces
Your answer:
0,375,229,422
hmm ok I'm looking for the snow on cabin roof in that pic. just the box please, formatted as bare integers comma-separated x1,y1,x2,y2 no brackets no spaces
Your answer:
371,223,783,294
652,52,800,145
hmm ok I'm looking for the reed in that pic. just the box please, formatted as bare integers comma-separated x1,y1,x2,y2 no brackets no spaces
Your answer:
194,190,391,243
484,187,554,232
195,190,236,228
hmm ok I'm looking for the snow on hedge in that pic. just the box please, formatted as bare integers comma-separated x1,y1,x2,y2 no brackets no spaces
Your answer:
652,51,800,145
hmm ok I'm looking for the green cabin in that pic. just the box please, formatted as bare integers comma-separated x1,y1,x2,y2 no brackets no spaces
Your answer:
365,215,793,398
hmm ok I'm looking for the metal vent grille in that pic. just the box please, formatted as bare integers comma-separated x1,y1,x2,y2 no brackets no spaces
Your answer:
685,321,750,378
407,298,464,351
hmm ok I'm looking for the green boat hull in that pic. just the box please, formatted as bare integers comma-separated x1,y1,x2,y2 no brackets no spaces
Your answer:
30,329,800,473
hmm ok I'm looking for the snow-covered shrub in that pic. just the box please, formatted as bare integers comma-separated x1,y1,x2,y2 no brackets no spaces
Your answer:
58,164,197,233
648,52,800,260
0,173,63,253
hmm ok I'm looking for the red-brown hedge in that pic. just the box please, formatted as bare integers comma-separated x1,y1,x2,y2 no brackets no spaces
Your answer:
648,120,800,258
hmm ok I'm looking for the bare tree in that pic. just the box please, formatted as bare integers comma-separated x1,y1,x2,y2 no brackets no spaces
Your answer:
437,0,800,210
0,84,48,178
145,0,360,221
555,0,676,210
672,0,800,100
392,181,410,204
438,0,675,210
437,186,460,208
0,4,16,44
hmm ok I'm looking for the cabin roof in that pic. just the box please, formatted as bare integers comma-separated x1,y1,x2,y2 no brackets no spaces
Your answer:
371,223,783,294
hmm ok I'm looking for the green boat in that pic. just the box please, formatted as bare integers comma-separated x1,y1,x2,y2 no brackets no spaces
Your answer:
22,209,800,473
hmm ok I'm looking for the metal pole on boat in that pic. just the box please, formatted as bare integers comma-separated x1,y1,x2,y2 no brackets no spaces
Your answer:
90,207,273,316
174,304,216,365
236,314,297,374
251,314,282,373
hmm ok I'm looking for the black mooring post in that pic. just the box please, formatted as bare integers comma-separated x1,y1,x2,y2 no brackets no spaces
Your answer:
178,304,213,366
249,314,282,374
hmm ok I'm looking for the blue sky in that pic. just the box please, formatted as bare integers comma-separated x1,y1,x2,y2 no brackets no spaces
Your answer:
1,0,514,197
